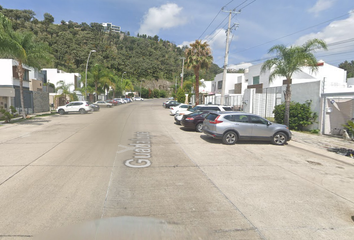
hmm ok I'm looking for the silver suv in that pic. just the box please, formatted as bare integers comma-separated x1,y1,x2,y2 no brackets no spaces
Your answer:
203,112,292,145
57,101,92,115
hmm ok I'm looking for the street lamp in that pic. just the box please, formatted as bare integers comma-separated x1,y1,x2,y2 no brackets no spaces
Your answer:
85,50,96,100
121,71,126,97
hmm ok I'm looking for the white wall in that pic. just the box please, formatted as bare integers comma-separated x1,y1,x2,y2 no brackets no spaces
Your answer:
0,59,13,85
43,68,81,93
212,72,244,95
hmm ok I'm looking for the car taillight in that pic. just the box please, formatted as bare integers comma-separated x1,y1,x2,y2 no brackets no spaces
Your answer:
171,108,174,110
186,117,194,120
209,116,223,124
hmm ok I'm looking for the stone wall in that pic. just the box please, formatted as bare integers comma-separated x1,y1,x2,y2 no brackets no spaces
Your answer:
33,91,49,113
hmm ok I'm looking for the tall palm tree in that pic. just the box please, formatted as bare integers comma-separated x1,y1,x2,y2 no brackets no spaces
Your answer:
0,13,52,118
185,40,213,105
261,38,327,127
88,64,110,101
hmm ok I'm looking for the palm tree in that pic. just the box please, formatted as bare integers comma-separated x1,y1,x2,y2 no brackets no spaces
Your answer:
0,13,52,118
261,38,327,127
185,40,213,105
56,80,73,102
88,64,110,101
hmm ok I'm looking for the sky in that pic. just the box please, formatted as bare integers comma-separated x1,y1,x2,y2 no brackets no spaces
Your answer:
2,0,354,69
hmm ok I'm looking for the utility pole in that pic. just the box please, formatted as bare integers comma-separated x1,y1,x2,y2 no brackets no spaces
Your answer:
220,9,240,105
180,57,185,88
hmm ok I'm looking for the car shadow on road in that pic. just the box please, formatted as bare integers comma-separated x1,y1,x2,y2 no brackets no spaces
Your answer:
199,134,273,146
179,127,197,132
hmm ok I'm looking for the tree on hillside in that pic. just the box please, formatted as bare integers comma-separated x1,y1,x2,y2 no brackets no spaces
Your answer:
261,38,327,127
185,40,213,105
0,13,52,118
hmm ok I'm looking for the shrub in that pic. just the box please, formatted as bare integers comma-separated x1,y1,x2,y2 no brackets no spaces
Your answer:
153,89,160,98
159,90,167,98
0,106,17,123
176,88,185,103
273,100,317,130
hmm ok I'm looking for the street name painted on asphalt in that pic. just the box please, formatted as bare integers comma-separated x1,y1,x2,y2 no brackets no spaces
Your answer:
124,132,152,168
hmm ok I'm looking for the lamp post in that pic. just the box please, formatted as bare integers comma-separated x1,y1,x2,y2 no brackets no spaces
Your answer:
85,50,96,100
121,72,126,97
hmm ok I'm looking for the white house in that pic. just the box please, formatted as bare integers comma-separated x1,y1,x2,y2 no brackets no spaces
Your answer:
0,59,31,110
244,60,347,93
42,68,81,93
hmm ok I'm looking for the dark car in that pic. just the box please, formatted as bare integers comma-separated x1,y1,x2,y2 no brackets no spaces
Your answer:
90,103,100,111
165,100,180,108
181,111,210,132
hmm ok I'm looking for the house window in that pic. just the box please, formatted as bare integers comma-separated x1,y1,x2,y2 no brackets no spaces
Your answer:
23,70,29,81
218,80,222,89
253,76,260,85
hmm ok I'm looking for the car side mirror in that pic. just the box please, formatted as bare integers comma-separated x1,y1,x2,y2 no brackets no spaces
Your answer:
267,121,272,126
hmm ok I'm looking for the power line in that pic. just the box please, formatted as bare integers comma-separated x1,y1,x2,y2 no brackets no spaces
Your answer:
234,12,351,54
198,0,236,40
202,0,256,43
231,38,354,65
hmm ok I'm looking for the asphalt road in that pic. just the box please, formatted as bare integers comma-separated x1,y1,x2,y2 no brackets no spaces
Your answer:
0,99,354,240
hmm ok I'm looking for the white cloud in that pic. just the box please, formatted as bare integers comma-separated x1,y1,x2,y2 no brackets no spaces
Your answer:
294,10,354,64
308,0,337,15
295,10,354,46
138,3,187,36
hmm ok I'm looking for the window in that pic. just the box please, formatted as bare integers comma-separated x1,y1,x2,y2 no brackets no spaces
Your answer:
222,107,233,111
253,76,260,85
250,116,267,124
218,80,222,89
234,115,249,123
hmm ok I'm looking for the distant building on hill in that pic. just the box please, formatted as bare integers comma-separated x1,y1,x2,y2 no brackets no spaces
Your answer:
102,23,121,33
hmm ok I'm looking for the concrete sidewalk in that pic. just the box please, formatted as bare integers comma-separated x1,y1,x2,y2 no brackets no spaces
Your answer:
291,131,354,151
0,111,52,125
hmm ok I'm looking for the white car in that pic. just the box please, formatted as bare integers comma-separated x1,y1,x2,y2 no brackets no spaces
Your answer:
94,101,113,108
57,101,92,115
174,105,233,124
169,104,191,115
114,98,125,104
135,97,144,101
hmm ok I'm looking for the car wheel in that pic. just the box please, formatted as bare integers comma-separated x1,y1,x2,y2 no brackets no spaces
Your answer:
272,132,287,145
58,109,65,115
196,123,203,132
175,120,181,125
222,131,237,145
79,108,86,114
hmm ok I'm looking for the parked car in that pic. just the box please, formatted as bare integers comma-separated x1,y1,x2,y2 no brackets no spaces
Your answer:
94,101,113,108
165,100,180,109
135,97,144,101
170,104,191,115
174,105,233,124
57,101,92,115
124,98,132,103
203,112,292,145
163,100,173,108
181,111,210,132
114,98,125,104
90,103,100,111
106,99,118,106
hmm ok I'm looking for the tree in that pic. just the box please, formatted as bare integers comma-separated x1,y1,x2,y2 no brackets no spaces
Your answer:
56,80,73,101
0,13,52,118
261,39,327,127
339,60,354,78
185,40,213,105
88,64,110,101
